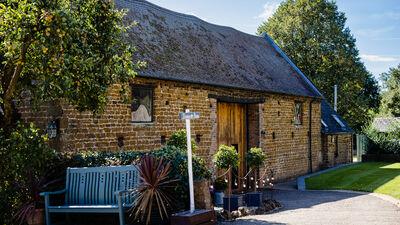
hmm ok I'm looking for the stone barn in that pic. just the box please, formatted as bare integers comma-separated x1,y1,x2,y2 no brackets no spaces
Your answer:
19,0,353,182
321,100,353,167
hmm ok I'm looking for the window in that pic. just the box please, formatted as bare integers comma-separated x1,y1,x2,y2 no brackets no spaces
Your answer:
294,102,303,125
321,119,328,128
332,115,345,128
131,85,153,123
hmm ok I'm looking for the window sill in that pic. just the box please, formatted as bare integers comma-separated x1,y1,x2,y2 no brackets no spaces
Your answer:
130,122,154,127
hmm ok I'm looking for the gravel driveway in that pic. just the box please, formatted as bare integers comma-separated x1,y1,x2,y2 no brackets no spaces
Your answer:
223,189,400,225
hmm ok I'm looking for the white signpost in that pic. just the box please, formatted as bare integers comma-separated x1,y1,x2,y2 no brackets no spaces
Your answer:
179,109,200,213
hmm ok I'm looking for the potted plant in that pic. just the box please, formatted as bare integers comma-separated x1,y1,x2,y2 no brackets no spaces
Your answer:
14,173,58,225
213,178,228,206
245,147,266,207
130,155,177,225
213,145,239,212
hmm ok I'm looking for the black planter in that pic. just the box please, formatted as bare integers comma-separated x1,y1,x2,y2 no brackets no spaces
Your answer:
223,195,243,212
245,192,263,207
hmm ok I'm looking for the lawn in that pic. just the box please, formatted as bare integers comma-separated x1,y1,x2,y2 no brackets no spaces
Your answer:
306,162,400,199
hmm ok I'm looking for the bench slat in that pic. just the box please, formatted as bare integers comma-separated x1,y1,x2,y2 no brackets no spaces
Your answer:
44,165,139,225
65,165,138,206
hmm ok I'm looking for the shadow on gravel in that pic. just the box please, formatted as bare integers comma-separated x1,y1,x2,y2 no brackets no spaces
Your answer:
263,189,365,211
222,219,287,225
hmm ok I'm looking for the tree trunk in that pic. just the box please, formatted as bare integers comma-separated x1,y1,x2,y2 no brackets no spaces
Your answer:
1,41,30,129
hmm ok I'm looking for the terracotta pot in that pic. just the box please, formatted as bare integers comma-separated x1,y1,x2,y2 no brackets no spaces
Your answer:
26,209,44,225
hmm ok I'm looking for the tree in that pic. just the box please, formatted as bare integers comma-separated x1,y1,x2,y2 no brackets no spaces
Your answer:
257,0,380,131
0,0,143,129
380,64,400,116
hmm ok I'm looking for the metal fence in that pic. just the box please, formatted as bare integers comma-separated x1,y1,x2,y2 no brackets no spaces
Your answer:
356,134,368,162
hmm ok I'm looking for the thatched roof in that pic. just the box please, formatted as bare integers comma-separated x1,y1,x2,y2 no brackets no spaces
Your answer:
116,0,321,98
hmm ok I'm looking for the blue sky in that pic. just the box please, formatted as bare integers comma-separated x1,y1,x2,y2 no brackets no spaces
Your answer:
147,0,400,80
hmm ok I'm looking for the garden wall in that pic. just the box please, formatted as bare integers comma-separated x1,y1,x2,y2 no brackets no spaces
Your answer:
19,77,322,181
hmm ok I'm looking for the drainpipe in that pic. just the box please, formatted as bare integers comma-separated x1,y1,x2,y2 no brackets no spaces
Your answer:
308,99,315,173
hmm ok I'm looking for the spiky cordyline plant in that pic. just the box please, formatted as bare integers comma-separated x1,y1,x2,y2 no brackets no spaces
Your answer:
130,156,177,225
14,172,60,225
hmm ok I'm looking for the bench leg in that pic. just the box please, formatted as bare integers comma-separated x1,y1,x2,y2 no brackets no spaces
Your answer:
118,209,125,225
117,195,125,225
44,195,51,225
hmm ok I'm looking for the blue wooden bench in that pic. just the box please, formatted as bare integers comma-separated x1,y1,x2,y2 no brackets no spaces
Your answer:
40,165,139,225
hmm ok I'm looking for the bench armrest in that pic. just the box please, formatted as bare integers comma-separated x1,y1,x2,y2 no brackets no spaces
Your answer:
115,189,136,196
40,189,66,196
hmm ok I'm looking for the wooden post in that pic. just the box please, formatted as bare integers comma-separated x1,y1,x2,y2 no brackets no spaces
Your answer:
254,169,257,192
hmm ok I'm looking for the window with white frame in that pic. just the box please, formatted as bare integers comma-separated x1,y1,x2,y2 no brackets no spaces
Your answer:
131,85,153,123
332,115,345,128
321,119,328,128
294,102,303,125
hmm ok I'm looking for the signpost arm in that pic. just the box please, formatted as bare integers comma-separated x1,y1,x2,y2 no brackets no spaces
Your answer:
185,109,195,213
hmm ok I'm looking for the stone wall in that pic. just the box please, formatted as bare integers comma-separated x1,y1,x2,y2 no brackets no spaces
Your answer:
19,77,324,181
322,134,353,168
259,97,322,180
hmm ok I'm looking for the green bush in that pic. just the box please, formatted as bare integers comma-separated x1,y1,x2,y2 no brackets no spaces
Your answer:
0,123,57,225
246,147,266,169
213,145,239,169
364,124,400,155
166,129,197,151
47,130,211,212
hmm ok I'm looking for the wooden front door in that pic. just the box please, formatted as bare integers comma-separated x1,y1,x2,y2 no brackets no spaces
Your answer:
217,102,247,191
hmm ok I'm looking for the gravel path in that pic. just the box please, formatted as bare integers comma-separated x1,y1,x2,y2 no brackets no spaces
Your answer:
222,189,400,225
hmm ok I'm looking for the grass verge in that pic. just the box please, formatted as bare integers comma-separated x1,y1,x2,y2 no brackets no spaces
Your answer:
306,162,400,199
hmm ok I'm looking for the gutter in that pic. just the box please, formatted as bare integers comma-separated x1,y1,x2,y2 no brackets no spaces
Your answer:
308,99,315,173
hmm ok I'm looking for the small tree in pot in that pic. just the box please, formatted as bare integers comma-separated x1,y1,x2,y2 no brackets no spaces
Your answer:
245,147,266,207
213,145,239,212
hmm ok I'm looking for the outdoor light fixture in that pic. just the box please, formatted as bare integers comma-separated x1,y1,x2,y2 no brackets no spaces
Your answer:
47,120,57,139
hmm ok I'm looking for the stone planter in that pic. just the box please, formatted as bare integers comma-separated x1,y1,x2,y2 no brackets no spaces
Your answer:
223,195,244,212
245,192,263,207
194,180,213,209
214,191,224,206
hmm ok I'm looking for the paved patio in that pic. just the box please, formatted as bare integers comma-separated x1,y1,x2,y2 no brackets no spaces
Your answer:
222,187,400,225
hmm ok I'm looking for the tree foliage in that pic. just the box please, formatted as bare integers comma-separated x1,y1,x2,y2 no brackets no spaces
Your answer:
257,0,380,131
0,0,144,128
246,147,266,169
380,64,400,116
213,145,239,170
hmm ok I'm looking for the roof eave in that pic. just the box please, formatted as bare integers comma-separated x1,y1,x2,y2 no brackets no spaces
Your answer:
135,74,323,99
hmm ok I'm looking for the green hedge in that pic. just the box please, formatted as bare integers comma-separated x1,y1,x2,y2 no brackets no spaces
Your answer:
49,147,211,211
364,124,400,155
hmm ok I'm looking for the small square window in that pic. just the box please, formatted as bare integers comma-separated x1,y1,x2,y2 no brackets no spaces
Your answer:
294,102,303,125
332,115,345,128
131,85,153,123
321,119,328,128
